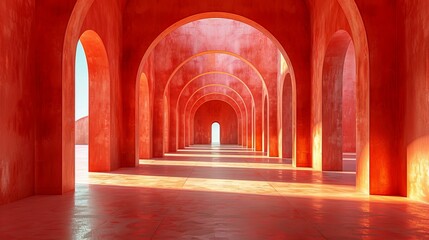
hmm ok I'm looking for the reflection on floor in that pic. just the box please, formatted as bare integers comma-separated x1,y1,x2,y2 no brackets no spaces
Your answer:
0,145,428,239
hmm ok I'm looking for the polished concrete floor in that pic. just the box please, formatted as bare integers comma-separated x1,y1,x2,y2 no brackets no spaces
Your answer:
0,145,428,239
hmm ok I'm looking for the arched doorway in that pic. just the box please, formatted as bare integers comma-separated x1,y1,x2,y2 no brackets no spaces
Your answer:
211,122,220,145
78,30,111,173
321,30,356,171
138,73,151,159
342,41,357,171
281,73,293,159
193,100,238,145
75,40,89,177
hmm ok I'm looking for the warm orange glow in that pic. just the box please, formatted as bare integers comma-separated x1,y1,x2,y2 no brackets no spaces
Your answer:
407,136,429,202
74,145,418,211
165,153,273,159
356,143,370,194
312,122,322,170
189,145,248,150
140,159,297,170
178,148,254,153
77,170,362,200
76,169,400,202
280,53,288,75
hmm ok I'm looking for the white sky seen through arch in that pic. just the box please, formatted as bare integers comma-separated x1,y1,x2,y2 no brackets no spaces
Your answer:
211,122,220,144
75,41,88,120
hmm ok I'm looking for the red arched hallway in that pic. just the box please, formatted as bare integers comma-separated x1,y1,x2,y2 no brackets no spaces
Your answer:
1,0,429,238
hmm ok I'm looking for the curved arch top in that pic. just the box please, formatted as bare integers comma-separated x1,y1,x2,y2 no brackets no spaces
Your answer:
177,71,255,101
177,75,255,112
183,84,249,117
137,12,295,74
163,51,269,96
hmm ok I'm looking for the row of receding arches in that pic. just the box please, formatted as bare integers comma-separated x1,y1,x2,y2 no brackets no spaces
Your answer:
3,0,427,207
16,0,425,205
49,0,394,201
74,19,358,178
39,0,410,202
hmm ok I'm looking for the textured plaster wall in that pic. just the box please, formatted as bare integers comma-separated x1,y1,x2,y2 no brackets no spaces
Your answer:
75,116,88,145
342,43,357,153
399,0,429,202
0,0,36,205
354,0,406,196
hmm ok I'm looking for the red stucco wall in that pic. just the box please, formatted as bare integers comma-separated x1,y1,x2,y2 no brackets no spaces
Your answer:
75,116,88,145
342,43,357,153
0,0,36,205
355,0,406,196
399,0,429,202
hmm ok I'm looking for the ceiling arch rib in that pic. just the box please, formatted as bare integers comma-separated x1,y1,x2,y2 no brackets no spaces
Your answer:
191,95,244,127
183,84,249,120
177,75,255,116
133,14,299,98
164,51,269,96
176,71,255,108
180,86,249,133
